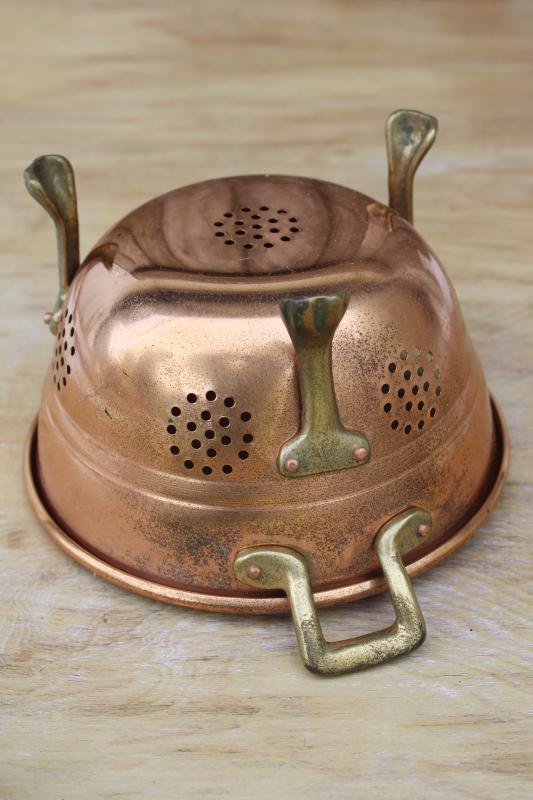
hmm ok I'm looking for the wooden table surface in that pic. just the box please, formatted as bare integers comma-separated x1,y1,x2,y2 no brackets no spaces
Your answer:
1,2,532,798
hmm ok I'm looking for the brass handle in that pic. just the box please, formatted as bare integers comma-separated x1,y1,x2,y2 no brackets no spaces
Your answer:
278,292,370,478
234,508,431,676
24,154,79,334
386,109,438,224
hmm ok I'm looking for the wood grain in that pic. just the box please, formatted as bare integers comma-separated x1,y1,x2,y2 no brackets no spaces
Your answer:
0,1,531,798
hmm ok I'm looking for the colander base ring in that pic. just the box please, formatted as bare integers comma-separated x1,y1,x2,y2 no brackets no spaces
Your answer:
24,398,509,615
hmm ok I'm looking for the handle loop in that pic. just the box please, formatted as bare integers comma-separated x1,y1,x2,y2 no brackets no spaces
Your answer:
234,507,431,676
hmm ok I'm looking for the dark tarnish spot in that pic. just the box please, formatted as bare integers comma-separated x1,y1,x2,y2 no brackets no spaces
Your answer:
139,509,237,586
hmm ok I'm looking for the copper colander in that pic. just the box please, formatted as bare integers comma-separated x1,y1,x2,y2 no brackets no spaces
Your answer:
24,110,508,675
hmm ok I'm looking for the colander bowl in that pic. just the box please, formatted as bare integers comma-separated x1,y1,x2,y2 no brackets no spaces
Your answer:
24,110,509,675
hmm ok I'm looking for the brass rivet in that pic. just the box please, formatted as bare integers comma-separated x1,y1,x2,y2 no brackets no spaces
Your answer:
285,458,300,473
43,311,53,325
353,446,369,462
418,523,431,538
247,565,262,580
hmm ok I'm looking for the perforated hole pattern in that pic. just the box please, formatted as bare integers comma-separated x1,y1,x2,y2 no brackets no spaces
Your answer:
381,348,442,435
166,390,253,477
213,206,300,250
52,306,76,392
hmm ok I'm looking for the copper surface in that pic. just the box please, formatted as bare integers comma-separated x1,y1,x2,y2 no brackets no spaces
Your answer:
25,398,508,614
23,171,510,613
